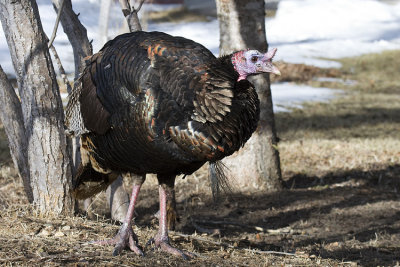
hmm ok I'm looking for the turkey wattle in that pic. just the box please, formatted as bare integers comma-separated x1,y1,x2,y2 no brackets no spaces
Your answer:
66,31,280,258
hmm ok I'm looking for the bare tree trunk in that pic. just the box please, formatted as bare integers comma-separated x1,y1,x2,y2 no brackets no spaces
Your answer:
0,0,74,214
0,66,32,202
106,174,131,222
118,0,143,32
99,0,113,45
216,0,282,191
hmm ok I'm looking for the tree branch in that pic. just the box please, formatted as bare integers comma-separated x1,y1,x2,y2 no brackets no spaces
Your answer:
48,0,72,95
48,0,65,48
0,66,32,202
49,44,72,95
51,0,92,80
136,0,145,12
118,0,146,32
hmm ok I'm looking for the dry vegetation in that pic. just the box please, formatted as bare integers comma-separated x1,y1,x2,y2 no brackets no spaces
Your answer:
146,7,212,23
1,50,400,266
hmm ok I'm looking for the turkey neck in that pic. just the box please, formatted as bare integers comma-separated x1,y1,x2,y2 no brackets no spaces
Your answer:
206,84,260,160
197,55,260,161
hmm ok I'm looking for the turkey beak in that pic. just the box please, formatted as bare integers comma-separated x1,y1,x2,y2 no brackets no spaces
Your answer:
269,64,281,76
261,48,281,76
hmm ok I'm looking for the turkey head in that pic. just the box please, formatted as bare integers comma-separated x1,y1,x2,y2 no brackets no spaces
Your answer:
232,48,280,81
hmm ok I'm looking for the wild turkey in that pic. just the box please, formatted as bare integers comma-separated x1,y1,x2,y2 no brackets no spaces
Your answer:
66,31,280,258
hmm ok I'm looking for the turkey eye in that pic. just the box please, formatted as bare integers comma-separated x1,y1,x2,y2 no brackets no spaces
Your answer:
251,56,258,63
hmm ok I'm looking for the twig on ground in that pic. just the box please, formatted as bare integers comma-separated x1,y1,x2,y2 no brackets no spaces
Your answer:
170,231,298,257
191,219,221,236
0,256,25,262
193,218,255,227
192,218,295,234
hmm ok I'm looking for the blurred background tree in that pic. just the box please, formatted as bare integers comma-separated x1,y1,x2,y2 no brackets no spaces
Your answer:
216,0,283,191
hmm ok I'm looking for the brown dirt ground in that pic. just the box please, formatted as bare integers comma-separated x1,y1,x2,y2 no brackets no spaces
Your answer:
2,162,400,267
1,57,400,266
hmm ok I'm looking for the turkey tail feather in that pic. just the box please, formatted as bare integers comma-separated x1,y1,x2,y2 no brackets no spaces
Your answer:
73,163,118,199
208,161,232,201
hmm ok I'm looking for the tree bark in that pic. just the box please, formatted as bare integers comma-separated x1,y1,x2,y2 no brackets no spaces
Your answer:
106,174,130,222
118,0,143,32
98,0,113,45
216,0,282,191
0,66,32,202
0,0,74,214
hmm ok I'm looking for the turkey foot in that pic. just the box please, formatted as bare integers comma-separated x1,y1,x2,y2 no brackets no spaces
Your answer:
94,222,144,256
148,181,195,259
147,233,194,260
94,182,144,256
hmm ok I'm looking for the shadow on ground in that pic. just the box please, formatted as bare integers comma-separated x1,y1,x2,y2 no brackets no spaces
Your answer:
275,106,400,139
125,164,400,266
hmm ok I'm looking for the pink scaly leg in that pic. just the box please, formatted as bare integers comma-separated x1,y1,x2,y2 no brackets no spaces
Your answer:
94,181,144,256
148,183,194,260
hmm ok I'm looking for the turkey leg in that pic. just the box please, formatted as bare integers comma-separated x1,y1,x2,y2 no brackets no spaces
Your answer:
94,181,144,256
149,182,194,259
154,178,178,230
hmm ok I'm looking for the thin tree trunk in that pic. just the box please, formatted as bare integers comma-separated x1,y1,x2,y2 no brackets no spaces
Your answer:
106,174,131,222
51,0,92,80
118,0,143,32
216,0,282,191
0,66,32,202
0,0,74,214
99,0,113,45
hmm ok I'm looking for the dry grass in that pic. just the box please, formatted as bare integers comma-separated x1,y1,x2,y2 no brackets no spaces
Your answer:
271,61,341,84
146,7,212,23
0,199,338,266
341,49,400,94
275,51,400,183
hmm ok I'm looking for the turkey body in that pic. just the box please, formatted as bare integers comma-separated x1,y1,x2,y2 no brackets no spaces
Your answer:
67,31,260,187
66,31,264,257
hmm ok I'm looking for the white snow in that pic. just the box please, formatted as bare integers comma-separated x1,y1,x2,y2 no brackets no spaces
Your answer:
267,0,400,67
271,83,341,112
1,0,399,110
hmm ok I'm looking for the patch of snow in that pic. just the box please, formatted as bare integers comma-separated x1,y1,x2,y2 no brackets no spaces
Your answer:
271,83,341,112
314,77,357,86
142,3,183,12
267,0,400,67
147,20,220,55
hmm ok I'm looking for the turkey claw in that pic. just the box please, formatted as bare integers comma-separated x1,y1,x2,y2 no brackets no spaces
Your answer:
147,236,194,260
93,224,144,256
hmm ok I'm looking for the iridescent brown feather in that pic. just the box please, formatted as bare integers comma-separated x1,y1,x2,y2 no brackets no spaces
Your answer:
65,31,260,200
